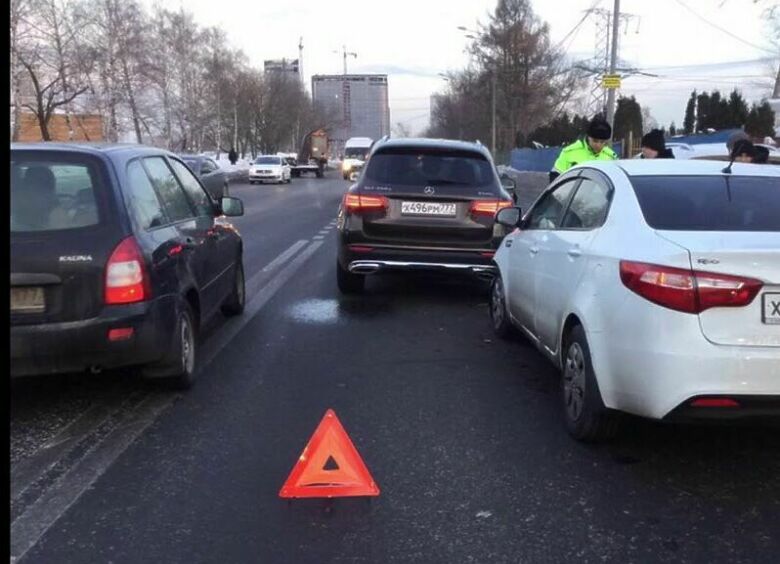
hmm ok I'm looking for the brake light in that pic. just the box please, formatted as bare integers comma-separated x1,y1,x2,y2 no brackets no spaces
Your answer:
343,193,389,214
105,236,151,305
470,200,512,217
619,261,762,314
690,398,740,408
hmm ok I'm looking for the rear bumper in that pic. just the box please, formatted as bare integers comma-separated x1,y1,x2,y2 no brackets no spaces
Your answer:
339,241,498,279
664,395,780,422
10,296,177,377
348,259,495,278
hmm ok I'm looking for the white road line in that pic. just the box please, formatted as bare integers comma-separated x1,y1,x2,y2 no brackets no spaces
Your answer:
10,239,326,562
199,240,324,371
313,236,324,241
260,239,308,274
10,393,173,562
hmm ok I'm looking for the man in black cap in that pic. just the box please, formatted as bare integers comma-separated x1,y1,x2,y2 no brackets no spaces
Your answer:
731,139,757,163
640,129,674,159
550,116,617,182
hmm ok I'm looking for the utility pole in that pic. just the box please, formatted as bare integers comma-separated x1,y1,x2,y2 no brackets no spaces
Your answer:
491,71,496,157
605,0,621,129
298,37,304,89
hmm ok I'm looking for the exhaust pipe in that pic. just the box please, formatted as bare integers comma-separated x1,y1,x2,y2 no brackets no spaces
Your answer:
473,269,496,282
349,262,381,275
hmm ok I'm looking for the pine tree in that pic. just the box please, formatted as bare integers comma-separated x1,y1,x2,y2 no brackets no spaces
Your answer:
726,90,749,128
669,122,677,136
745,101,776,138
696,91,712,131
683,91,696,134
613,96,643,142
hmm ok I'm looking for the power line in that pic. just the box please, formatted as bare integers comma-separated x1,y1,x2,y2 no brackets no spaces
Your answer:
673,0,776,55
554,0,603,52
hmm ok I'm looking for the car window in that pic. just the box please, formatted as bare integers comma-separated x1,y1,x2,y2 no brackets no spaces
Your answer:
125,160,169,230
255,157,280,165
561,178,611,229
11,157,102,232
143,157,194,223
169,159,214,218
525,178,579,230
631,175,780,231
201,159,217,174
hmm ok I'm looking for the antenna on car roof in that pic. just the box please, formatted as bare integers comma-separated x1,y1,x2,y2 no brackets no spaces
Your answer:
722,153,736,175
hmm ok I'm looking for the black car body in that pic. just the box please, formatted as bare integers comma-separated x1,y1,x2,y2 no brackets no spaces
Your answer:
11,143,246,388
336,138,515,293
179,155,230,200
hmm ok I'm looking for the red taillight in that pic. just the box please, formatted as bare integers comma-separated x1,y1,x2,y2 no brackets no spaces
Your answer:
108,327,134,341
348,245,375,253
690,398,740,408
105,237,151,305
619,261,762,314
344,193,389,214
469,199,513,217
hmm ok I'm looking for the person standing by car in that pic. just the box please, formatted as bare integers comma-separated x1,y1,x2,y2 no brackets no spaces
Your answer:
549,117,617,183
731,139,757,163
640,129,674,159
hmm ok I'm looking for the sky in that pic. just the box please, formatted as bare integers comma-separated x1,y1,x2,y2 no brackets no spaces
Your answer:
146,0,777,134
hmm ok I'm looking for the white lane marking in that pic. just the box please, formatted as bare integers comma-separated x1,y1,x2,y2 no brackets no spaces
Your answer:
11,400,122,502
10,240,326,561
10,393,173,562
313,236,324,241
199,240,324,370
260,239,308,274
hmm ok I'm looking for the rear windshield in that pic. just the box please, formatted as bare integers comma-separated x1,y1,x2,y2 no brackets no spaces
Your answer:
255,157,280,165
631,175,780,231
11,154,104,233
363,148,499,191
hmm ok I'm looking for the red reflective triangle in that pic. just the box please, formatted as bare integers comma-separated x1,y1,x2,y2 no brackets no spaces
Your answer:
279,409,380,498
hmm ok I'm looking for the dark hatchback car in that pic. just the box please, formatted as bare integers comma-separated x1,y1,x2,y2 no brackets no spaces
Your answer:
11,143,246,388
179,154,230,200
336,138,517,293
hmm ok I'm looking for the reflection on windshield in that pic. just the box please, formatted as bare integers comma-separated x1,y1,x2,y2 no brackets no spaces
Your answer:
255,157,280,165
345,149,368,160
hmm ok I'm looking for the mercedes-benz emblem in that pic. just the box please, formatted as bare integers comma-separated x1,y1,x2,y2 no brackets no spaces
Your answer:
424,186,435,195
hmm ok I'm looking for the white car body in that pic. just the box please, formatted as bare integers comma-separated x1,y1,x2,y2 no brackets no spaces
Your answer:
494,160,780,424
249,155,291,184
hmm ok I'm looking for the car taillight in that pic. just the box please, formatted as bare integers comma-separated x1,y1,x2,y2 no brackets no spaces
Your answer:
619,261,762,314
343,193,389,214
105,236,151,305
470,200,513,217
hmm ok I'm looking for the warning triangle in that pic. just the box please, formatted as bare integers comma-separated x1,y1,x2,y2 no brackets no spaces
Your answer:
279,409,380,498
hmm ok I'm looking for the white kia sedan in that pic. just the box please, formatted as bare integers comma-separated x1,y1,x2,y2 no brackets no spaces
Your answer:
491,160,780,441
249,155,291,184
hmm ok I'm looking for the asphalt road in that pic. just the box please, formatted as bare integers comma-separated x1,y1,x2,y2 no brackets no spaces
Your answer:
10,172,780,563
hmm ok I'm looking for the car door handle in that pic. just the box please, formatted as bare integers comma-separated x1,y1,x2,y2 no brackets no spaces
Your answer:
529,246,539,255
568,248,582,258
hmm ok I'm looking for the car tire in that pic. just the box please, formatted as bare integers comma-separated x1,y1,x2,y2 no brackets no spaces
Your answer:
337,260,365,294
143,303,197,390
561,325,619,442
221,262,245,316
489,274,513,339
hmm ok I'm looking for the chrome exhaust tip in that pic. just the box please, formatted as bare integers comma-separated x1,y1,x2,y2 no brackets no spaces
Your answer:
349,262,381,275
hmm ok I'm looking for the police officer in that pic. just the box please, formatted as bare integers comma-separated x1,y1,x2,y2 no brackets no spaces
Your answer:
549,117,617,183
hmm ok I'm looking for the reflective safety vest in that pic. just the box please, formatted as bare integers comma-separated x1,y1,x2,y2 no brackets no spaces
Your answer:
552,138,617,175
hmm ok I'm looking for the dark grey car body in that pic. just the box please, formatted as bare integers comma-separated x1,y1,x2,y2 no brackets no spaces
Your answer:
180,155,229,200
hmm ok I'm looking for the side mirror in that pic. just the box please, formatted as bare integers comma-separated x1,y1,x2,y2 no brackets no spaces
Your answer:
220,196,244,217
496,206,522,228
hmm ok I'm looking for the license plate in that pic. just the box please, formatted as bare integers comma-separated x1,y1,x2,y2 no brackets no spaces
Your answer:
401,201,457,217
763,292,780,325
11,287,45,313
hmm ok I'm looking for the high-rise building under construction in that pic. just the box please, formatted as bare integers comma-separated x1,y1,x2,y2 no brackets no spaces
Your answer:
311,74,390,156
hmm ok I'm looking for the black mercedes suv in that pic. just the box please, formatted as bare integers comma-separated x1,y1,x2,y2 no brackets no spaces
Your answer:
336,138,517,293
11,143,246,388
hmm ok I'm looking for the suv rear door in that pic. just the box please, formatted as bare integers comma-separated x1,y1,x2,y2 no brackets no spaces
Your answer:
11,151,124,326
357,147,511,248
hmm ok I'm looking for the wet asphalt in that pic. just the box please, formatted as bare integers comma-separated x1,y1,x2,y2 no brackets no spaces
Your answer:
11,173,780,563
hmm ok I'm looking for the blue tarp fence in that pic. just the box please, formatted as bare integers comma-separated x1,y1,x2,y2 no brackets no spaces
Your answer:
509,129,742,172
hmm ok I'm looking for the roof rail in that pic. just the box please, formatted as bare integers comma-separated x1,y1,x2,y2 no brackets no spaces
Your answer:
475,139,482,146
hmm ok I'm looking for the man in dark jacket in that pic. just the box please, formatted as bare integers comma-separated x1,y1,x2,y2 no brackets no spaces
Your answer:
640,129,674,159
228,147,238,165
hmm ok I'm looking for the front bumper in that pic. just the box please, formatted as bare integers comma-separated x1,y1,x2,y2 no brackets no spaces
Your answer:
249,172,283,182
10,296,177,377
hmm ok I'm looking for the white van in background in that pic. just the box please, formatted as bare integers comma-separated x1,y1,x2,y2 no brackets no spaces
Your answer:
342,137,374,180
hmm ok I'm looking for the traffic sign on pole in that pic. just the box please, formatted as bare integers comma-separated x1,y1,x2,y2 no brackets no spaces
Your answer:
602,74,622,89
